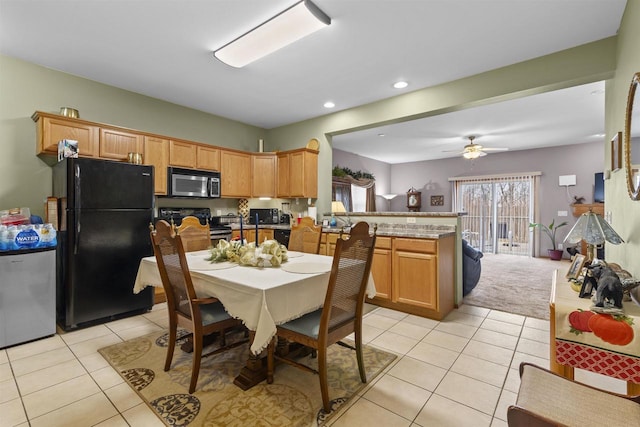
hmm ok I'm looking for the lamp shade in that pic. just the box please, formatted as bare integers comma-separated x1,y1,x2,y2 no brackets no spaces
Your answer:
331,201,346,213
563,211,624,246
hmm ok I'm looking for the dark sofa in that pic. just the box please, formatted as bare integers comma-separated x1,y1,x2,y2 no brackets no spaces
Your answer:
462,239,483,296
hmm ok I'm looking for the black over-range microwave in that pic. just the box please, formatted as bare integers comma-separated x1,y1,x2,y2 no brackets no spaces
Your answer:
167,167,221,198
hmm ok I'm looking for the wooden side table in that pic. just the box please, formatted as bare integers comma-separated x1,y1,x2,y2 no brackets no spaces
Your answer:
550,270,640,395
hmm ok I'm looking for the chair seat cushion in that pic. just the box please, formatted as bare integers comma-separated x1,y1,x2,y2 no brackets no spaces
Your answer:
278,308,322,339
200,301,233,326
515,364,640,425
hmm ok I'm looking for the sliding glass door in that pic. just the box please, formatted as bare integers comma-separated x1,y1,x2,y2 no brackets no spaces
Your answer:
453,173,539,256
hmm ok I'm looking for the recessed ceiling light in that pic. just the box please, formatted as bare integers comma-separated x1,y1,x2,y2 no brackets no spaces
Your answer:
594,133,605,138
393,81,408,89
323,101,335,108
378,133,385,137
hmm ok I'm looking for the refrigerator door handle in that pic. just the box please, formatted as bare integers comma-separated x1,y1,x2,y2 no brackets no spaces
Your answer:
74,163,81,254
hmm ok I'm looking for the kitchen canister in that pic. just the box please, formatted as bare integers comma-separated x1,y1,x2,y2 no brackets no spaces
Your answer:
127,152,143,164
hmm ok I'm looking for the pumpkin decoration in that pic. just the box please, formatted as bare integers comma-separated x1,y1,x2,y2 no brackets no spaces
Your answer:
587,313,635,346
568,310,594,334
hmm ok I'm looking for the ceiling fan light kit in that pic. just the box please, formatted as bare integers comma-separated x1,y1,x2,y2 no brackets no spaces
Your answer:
213,0,331,68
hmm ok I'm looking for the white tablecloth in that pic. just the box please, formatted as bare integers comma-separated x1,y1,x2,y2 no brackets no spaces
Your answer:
133,250,376,354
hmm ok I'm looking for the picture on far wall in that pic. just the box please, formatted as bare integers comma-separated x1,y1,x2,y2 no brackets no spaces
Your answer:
431,195,444,206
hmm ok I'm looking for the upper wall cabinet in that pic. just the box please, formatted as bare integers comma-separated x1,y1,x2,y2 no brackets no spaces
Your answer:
99,128,144,161
196,145,220,171
251,153,276,198
220,149,251,198
278,148,318,198
32,112,99,158
143,136,169,195
169,140,196,168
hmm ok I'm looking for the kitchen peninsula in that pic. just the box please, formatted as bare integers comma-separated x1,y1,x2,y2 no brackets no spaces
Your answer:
328,212,463,320
240,212,464,320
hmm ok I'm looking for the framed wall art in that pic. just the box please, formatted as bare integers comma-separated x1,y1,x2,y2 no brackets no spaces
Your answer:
611,131,622,171
430,195,444,206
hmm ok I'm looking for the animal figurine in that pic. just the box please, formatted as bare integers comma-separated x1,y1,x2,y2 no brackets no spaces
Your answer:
589,264,624,309
573,196,586,204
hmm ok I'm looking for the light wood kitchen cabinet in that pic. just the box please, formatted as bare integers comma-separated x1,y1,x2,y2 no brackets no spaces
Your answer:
32,112,99,157
277,152,290,197
252,154,276,198
366,234,455,320
221,150,251,198
143,136,169,195
169,139,196,168
197,145,220,171
370,237,392,301
99,128,143,161
231,228,274,244
277,148,318,198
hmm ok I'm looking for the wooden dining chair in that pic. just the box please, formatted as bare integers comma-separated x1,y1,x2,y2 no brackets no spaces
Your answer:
288,216,323,254
175,215,211,252
149,220,245,393
266,221,376,413
507,362,640,426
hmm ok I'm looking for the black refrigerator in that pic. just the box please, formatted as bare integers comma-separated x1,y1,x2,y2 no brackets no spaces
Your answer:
53,158,155,330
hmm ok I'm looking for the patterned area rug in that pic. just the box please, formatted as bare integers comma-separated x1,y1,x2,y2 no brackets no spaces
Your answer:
99,330,396,426
463,253,569,320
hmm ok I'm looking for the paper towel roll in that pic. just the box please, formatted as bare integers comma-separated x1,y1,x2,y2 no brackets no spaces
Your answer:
307,206,317,223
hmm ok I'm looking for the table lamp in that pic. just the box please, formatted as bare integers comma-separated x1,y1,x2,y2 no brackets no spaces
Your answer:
330,201,346,226
563,209,624,263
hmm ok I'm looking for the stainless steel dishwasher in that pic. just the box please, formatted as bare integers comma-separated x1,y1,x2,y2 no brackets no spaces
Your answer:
0,246,56,348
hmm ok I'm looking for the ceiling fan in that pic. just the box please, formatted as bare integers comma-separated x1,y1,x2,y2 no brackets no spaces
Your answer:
445,136,509,159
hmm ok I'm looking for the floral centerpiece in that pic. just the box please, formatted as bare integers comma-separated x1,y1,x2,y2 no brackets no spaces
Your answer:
206,239,288,268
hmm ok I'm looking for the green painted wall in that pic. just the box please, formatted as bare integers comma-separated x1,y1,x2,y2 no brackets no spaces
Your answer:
604,0,640,277
0,55,265,216
266,37,617,217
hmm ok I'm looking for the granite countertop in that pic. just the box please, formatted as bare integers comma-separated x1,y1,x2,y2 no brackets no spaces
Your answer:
324,223,456,239
230,223,456,239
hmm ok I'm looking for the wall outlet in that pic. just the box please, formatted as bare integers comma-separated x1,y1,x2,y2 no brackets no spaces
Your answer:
557,243,563,250
407,217,416,224
558,210,568,217
216,209,222,216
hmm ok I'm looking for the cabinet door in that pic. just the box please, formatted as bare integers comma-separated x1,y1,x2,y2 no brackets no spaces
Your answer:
39,117,99,157
289,150,318,198
371,237,392,300
252,154,276,197
169,140,196,168
262,229,274,242
392,250,438,310
277,153,290,197
144,136,169,195
196,145,220,171
221,150,251,198
99,128,143,160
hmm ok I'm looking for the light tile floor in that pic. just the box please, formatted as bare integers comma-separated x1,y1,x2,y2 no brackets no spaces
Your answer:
0,304,627,426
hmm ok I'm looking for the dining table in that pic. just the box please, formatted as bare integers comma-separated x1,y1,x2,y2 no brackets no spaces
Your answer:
133,248,376,389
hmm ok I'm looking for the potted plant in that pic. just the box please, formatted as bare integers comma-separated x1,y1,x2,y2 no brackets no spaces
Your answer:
529,219,568,260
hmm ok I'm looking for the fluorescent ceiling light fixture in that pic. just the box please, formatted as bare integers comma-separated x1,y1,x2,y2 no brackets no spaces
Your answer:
323,101,335,108
393,81,408,89
213,0,331,68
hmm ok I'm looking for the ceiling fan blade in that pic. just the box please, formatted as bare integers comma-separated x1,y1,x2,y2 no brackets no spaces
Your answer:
480,147,509,152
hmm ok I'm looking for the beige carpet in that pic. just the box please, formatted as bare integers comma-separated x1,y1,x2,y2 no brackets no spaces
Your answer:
99,329,396,427
463,253,569,320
